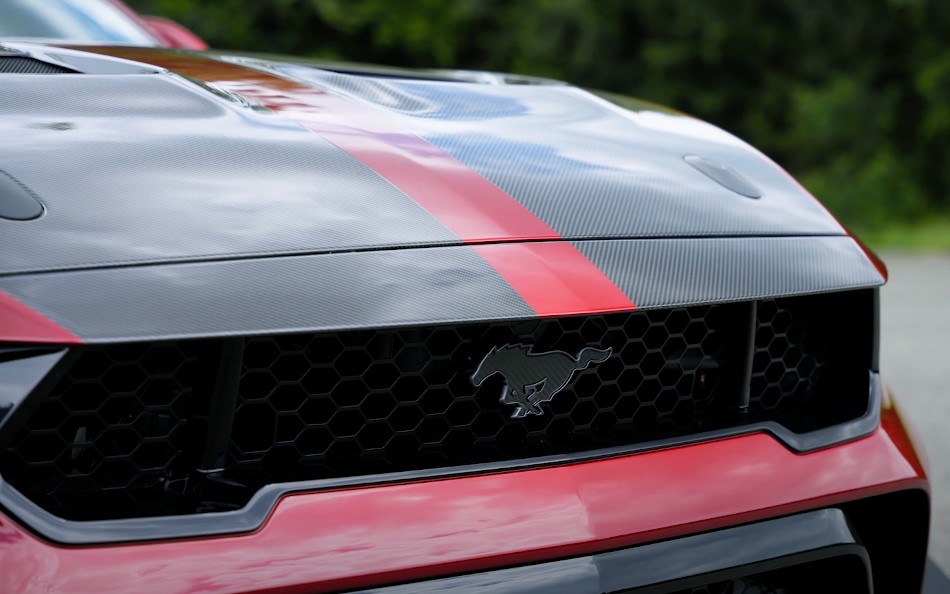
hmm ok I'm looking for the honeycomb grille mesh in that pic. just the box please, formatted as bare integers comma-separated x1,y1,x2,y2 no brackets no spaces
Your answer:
748,293,871,431
0,343,205,520
229,306,733,483
0,291,873,520
751,299,825,413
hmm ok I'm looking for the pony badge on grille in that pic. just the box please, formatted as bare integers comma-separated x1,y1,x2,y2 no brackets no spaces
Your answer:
471,344,612,418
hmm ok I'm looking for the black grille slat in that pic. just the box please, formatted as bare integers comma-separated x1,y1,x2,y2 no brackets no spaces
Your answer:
0,291,874,520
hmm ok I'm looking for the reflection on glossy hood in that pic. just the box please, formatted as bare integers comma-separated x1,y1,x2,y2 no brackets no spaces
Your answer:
0,43,843,275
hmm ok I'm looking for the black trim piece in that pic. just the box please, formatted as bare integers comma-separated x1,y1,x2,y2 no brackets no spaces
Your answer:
0,349,67,436
0,373,882,545
354,509,867,594
871,287,881,372
738,300,756,414
0,346,60,364
200,338,244,469
628,548,871,594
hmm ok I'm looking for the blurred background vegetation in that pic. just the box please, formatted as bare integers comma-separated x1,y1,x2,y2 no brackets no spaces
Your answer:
128,0,950,248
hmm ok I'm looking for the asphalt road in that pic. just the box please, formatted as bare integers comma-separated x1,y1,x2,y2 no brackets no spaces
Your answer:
879,252,950,578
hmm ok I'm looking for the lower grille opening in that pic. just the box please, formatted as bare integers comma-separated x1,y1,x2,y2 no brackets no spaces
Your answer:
665,554,870,594
0,290,875,521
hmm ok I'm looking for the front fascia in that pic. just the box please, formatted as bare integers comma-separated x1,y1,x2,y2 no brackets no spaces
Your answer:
0,389,927,594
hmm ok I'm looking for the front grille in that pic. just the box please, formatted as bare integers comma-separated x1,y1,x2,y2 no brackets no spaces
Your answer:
0,290,874,520
748,295,870,430
0,342,212,519
229,304,734,484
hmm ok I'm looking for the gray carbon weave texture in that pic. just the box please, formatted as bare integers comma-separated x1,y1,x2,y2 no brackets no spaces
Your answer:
266,62,844,240
0,238,882,343
574,236,884,309
0,74,457,275
0,246,534,343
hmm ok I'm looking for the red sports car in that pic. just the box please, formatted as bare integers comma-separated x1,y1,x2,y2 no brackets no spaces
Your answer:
0,7,933,594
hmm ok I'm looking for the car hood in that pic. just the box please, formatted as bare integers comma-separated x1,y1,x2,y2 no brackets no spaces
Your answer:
0,43,846,276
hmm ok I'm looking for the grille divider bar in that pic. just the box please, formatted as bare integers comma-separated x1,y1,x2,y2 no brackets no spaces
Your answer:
200,338,244,470
738,300,757,414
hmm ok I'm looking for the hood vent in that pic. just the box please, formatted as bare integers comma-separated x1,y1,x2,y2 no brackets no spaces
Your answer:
0,55,76,75
0,45,162,75
0,170,44,220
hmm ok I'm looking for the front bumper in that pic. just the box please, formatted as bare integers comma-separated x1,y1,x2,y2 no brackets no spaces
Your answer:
0,383,928,594
361,508,872,593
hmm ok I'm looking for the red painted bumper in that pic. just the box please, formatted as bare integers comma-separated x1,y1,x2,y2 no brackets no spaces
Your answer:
0,392,927,594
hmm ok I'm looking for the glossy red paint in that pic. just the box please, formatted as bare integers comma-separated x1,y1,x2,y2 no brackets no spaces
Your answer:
0,290,80,345
474,242,636,316
0,401,926,594
71,48,634,317
882,382,929,478
139,16,208,51
849,233,889,282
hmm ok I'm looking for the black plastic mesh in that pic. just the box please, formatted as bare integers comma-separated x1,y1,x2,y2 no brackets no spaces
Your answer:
0,291,874,520
0,342,209,520
228,305,737,484
749,291,872,431
0,57,75,74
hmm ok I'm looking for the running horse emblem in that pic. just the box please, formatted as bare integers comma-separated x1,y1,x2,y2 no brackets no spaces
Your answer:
471,344,612,418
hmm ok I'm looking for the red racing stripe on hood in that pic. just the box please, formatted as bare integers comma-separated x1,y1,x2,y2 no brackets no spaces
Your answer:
73,48,636,316
0,290,81,344
219,80,560,245
474,243,636,315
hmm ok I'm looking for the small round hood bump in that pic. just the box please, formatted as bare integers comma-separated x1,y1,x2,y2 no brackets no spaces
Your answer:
684,155,763,199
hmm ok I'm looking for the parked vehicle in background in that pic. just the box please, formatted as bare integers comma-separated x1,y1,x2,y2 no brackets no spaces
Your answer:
0,0,205,49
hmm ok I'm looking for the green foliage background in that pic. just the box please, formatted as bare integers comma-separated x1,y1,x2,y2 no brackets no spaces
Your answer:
128,0,950,236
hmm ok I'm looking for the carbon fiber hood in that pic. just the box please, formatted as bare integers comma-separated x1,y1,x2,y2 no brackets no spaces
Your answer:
0,44,845,276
